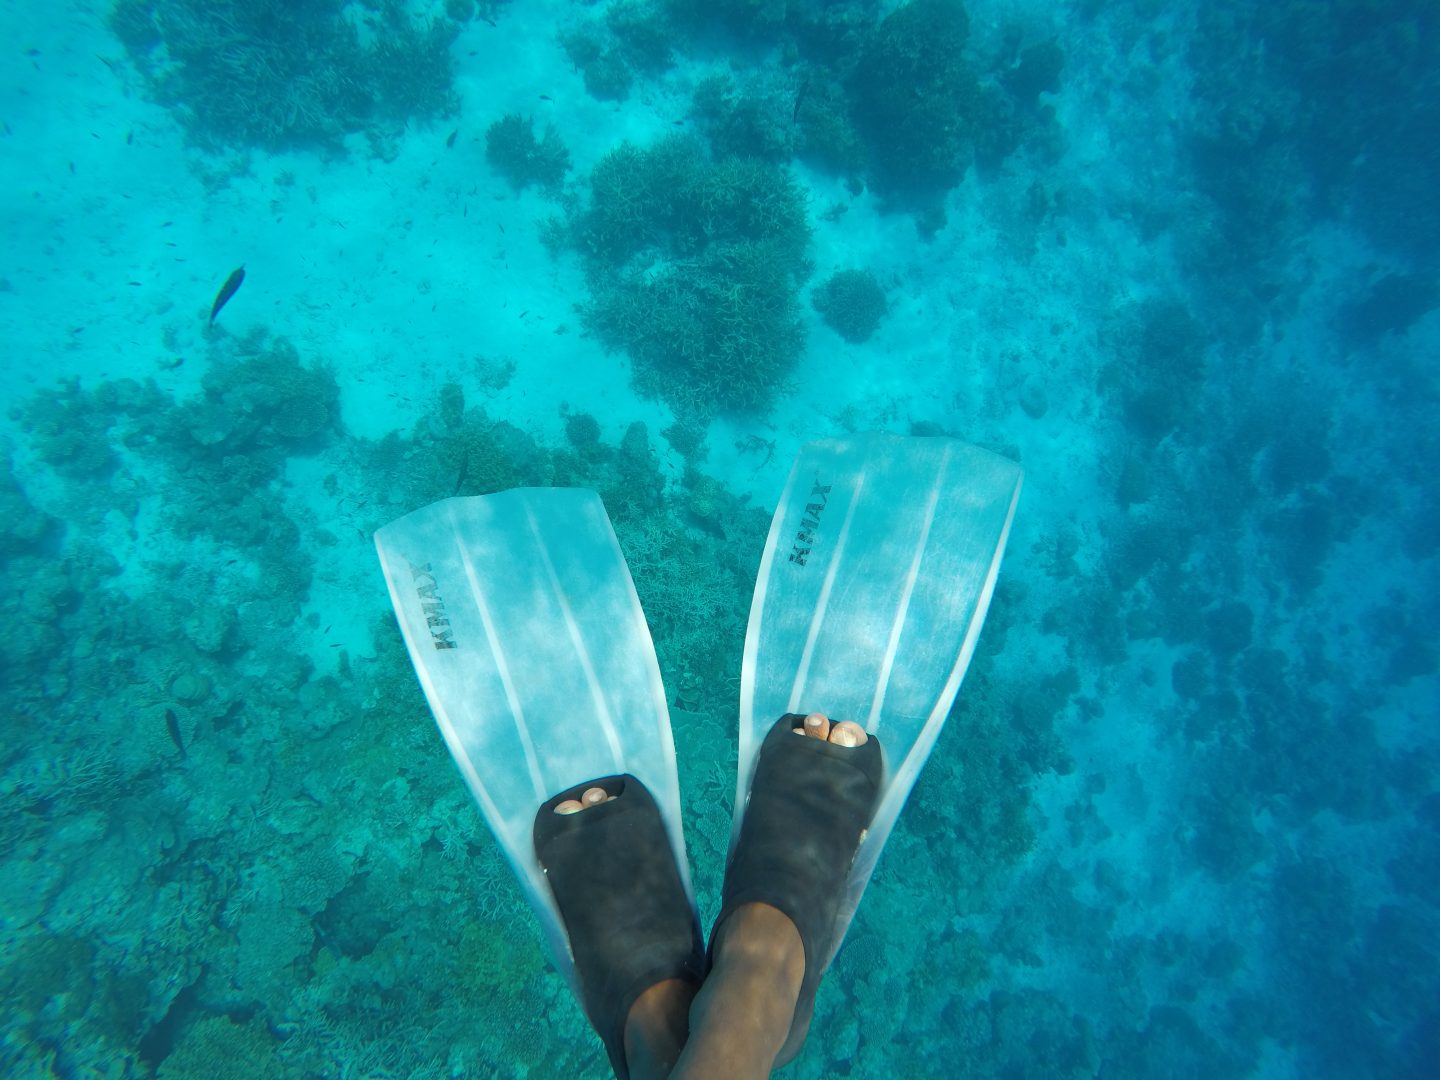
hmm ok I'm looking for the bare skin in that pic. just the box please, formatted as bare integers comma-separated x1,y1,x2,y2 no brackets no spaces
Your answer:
553,712,868,1080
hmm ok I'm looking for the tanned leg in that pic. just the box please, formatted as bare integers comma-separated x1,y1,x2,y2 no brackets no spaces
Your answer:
593,715,867,1079
669,902,806,1080
625,978,699,1078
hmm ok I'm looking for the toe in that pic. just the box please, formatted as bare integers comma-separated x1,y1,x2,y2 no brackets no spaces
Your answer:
797,712,831,740
553,786,615,814
828,720,867,747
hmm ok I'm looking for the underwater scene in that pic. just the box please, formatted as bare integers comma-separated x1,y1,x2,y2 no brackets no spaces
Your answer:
1,1,1436,1077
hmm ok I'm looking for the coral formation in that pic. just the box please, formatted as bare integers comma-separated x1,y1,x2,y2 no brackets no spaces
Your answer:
812,268,889,343
564,136,811,416
109,0,460,153
848,0,982,200
485,113,571,192
170,671,213,706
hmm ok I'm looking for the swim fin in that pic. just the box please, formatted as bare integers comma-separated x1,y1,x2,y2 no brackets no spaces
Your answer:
374,489,695,1000
733,433,1022,972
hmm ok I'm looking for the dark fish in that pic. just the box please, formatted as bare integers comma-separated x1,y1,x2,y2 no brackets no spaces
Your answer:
539,94,553,102
446,129,458,148
165,708,187,758
209,265,245,323
453,449,470,496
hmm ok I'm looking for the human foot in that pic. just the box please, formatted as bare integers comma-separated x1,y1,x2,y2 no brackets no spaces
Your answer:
700,712,882,1069
534,775,705,1079
552,716,874,1078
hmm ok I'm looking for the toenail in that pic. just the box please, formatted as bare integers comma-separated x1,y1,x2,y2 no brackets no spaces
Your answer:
555,800,584,815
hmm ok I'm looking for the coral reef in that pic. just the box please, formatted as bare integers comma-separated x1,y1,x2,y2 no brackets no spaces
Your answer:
848,0,982,200
690,73,795,163
812,268,889,343
559,0,676,103
485,113,571,192
563,136,811,416
110,0,460,153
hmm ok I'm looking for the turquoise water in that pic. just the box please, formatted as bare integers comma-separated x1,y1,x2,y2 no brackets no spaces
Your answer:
1,1,1436,1077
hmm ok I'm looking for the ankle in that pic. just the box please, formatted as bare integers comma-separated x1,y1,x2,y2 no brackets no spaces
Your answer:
671,906,806,1079
624,978,696,1078
712,903,805,991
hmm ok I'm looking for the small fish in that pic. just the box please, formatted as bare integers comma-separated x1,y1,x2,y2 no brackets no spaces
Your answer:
324,624,332,634
453,449,470,496
446,129,457,148
165,708,187,758
539,94,553,102
209,265,245,323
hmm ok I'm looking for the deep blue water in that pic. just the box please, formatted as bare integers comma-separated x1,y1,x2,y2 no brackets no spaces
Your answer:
1,2,1436,1078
